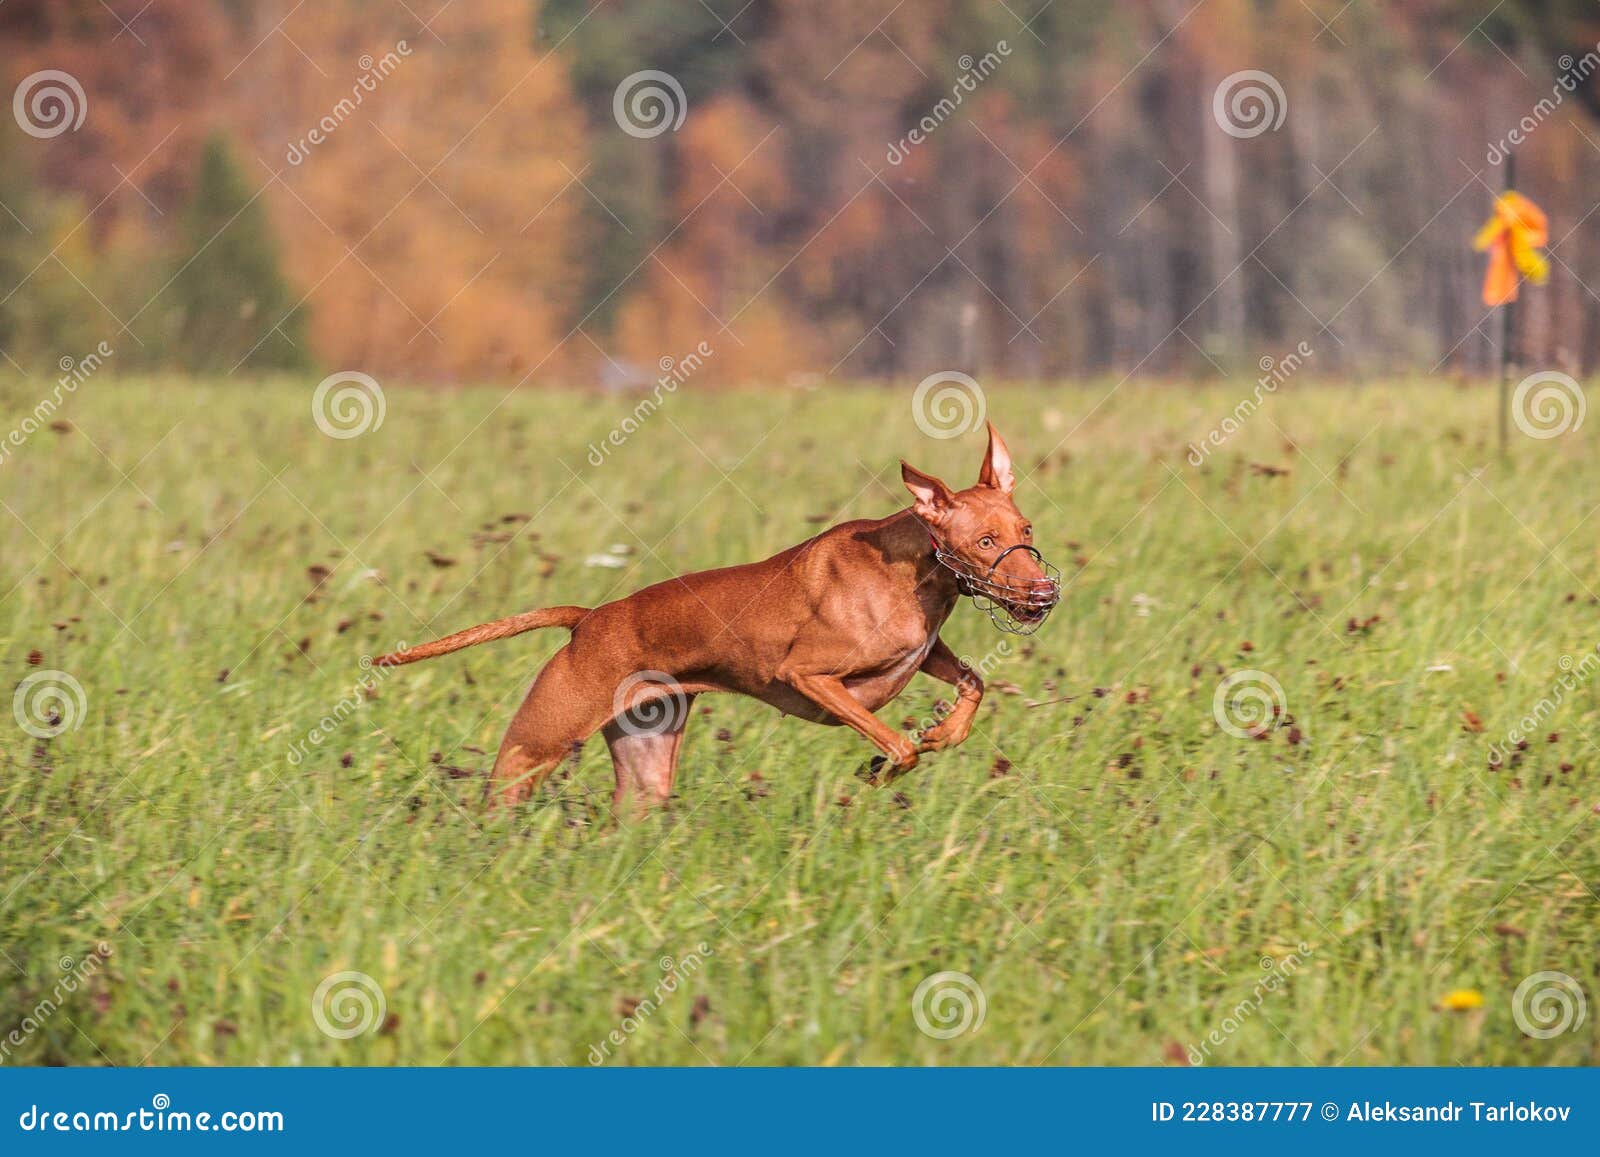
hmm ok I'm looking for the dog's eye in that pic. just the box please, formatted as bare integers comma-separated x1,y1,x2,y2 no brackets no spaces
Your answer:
1022,526,1032,540
979,536,995,550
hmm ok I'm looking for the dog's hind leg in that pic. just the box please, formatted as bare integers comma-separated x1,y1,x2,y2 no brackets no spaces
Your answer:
488,647,618,807
602,693,696,815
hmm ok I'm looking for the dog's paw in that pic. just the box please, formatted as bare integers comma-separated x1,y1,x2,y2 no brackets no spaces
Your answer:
921,696,981,750
856,749,917,786
917,718,970,753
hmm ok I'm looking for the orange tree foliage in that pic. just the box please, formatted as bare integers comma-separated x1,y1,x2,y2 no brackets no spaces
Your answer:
242,0,588,381
5,0,1600,381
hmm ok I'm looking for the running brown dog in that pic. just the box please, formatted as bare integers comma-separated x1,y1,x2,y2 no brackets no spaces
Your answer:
374,423,1060,809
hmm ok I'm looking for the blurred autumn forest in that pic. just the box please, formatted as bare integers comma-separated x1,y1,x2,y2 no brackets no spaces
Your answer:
4,0,1600,386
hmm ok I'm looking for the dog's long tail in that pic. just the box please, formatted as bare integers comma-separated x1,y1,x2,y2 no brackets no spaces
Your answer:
372,605,590,667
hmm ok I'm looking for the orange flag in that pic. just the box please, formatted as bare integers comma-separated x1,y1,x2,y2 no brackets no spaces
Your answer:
1473,191,1549,306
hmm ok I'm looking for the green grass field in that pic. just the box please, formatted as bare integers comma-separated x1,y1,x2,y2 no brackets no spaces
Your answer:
2,375,1596,1066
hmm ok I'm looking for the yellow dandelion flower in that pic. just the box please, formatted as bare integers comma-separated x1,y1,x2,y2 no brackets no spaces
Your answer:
1437,988,1485,1011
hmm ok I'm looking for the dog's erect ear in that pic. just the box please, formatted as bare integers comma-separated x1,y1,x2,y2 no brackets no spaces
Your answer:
902,461,956,524
977,421,1016,494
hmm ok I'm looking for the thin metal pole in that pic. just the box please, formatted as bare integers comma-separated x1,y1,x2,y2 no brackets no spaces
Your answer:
1499,150,1516,458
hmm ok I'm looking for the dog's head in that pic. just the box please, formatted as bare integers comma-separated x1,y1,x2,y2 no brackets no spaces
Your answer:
902,422,1061,633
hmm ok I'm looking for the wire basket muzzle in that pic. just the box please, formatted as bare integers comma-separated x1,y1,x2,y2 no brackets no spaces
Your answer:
934,544,1061,634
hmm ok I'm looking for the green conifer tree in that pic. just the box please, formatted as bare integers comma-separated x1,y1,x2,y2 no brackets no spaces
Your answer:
168,134,308,374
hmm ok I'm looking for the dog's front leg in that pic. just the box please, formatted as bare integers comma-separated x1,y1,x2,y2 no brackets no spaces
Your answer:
914,636,983,753
783,672,918,778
